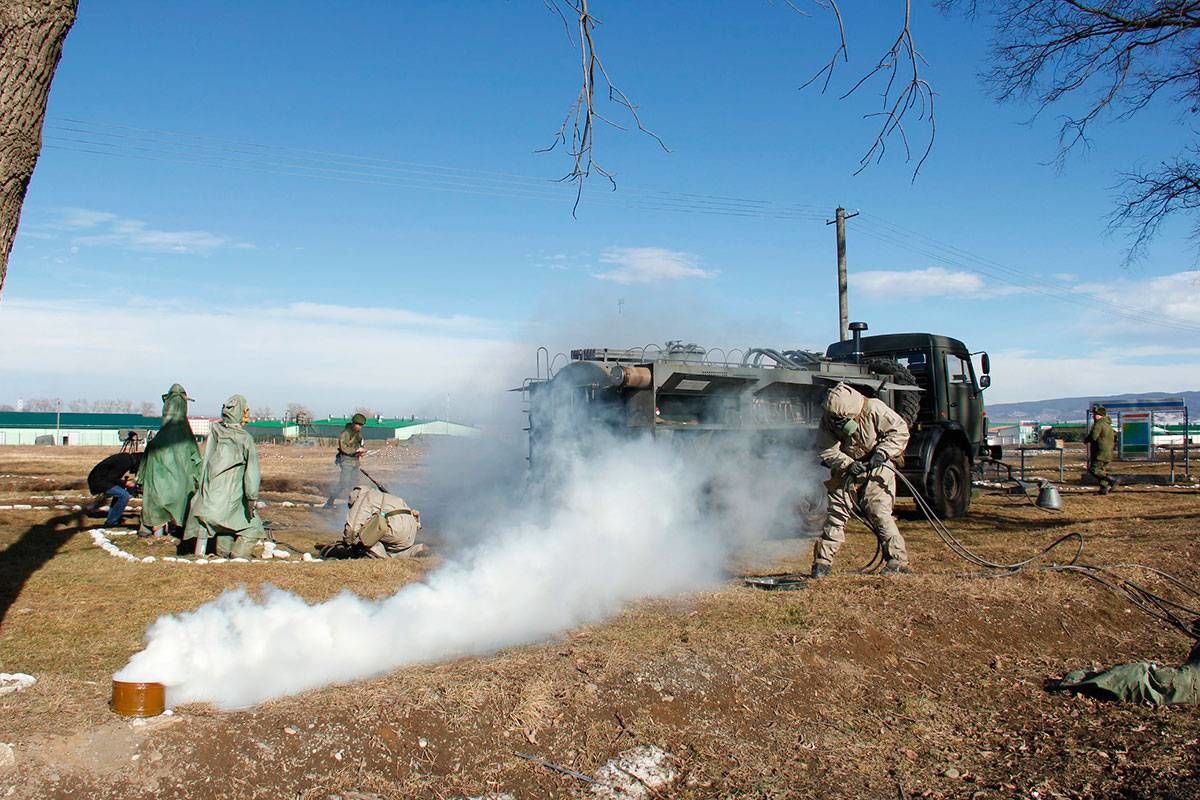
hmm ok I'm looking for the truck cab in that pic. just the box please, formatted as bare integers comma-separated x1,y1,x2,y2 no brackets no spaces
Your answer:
826,332,990,517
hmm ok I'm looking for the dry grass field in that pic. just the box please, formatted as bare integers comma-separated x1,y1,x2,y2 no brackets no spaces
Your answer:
0,442,1198,799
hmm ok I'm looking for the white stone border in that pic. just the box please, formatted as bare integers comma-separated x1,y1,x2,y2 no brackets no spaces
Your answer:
0,499,327,511
88,528,323,565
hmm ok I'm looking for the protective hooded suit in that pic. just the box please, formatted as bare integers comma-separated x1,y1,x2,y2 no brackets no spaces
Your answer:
183,394,265,557
137,384,201,532
812,382,910,574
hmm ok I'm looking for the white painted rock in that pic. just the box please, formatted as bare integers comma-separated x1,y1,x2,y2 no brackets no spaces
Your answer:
0,674,36,695
591,746,677,800
0,742,14,770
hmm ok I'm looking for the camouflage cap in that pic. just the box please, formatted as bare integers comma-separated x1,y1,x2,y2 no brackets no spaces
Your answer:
1093,404,1107,415
351,413,367,425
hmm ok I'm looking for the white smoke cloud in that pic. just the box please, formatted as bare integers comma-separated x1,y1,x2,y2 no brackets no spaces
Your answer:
115,434,759,709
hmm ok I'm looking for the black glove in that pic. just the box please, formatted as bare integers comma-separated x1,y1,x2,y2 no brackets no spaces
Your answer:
868,450,889,470
848,460,869,477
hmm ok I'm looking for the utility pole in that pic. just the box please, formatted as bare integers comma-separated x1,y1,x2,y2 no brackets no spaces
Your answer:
827,207,859,342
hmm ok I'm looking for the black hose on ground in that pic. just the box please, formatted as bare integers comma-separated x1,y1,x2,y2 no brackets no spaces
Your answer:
844,463,1200,639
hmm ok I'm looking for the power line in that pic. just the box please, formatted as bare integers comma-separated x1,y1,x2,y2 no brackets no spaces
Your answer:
44,117,827,220
40,116,1200,334
851,222,1200,335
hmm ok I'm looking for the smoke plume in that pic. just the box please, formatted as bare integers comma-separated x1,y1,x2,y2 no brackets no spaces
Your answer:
117,395,824,709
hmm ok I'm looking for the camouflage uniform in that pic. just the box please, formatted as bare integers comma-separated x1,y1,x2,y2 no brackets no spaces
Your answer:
813,383,911,573
326,415,365,506
1086,405,1117,494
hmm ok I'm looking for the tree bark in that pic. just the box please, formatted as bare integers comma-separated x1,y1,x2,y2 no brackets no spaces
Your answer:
0,0,76,299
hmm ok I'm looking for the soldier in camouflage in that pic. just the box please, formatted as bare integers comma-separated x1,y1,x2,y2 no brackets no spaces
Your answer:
323,412,367,508
1086,404,1117,494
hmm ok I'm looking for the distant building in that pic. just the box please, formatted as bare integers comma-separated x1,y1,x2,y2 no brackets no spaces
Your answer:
307,417,479,441
987,420,1040,447
244,420,301,442
0,411,161,446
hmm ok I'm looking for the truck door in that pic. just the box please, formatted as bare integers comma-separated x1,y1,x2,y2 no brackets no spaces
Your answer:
943,351,984,448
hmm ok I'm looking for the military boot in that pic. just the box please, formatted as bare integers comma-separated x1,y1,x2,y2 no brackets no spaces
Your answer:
810,562,831,579
1099,484,1110,496
881,561,911,576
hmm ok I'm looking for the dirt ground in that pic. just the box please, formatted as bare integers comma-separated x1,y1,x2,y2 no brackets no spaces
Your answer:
0,442,1198,799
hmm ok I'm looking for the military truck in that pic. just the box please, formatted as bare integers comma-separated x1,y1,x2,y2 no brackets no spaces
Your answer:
526,322,990,517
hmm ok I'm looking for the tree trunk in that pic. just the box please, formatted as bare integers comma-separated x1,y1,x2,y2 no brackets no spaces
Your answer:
0,0,76,299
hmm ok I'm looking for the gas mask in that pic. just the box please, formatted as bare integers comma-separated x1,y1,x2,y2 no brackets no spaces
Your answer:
834,416,858,437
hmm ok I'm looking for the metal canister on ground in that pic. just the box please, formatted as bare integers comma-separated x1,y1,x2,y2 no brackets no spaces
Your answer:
110,680,165,717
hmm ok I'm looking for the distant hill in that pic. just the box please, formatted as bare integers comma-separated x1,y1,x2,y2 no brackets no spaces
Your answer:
987,391,1200,422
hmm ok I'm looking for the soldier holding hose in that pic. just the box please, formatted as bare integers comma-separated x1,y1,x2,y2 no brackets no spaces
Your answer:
811,382,911,578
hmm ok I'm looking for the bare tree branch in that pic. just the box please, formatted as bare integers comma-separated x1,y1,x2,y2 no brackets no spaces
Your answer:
941,1,1200,257
540,0,669,215
1112,148,1200,260
794,1,936,181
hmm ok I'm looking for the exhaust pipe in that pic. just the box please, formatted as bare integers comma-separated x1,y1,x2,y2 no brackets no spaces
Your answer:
849,321,868,363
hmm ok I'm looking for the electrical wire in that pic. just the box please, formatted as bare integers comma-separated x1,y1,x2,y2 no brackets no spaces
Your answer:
41,118,830,222
42,116,1200,334
852,216,1200,336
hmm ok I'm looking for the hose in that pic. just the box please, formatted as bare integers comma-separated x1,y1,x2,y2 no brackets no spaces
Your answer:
842,463,1200,640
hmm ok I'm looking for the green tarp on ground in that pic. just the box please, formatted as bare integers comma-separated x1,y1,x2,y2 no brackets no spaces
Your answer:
1053,641,1200,706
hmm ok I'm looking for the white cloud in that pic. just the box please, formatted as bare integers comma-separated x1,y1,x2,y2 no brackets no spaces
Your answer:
266,302,499,333
851,267,985,298
59,208,118,228
1078,270,1200,326
54,207,244,255
593,247,717,285
0,299,524,418
987,347,1200,404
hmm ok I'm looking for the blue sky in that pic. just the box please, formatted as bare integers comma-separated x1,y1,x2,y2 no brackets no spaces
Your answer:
2,1,1198,419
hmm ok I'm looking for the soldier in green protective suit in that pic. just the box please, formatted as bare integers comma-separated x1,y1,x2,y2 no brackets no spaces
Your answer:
1086,404,1117,494
136,384,201,537
183,394,266,558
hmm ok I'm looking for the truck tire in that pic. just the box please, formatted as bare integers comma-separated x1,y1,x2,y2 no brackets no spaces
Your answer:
860,357,921,429
927,444,971,519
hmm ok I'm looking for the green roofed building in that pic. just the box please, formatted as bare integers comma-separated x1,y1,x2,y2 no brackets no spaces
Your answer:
244,420,301,442
308,417,479,441
0,411,162,446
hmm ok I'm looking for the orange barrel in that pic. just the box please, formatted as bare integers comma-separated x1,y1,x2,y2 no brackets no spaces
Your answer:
110,680,165,717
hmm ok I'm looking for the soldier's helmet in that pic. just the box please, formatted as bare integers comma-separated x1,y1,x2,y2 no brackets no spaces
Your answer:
351,413,368,425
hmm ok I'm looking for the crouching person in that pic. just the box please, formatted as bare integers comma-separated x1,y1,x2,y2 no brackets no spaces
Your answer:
183,394,266,558
811,382,911,578
341,485,423,558
87,451,142,528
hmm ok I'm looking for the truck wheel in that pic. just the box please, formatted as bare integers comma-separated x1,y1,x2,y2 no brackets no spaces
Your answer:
927,444,970,518
860,357,921,429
